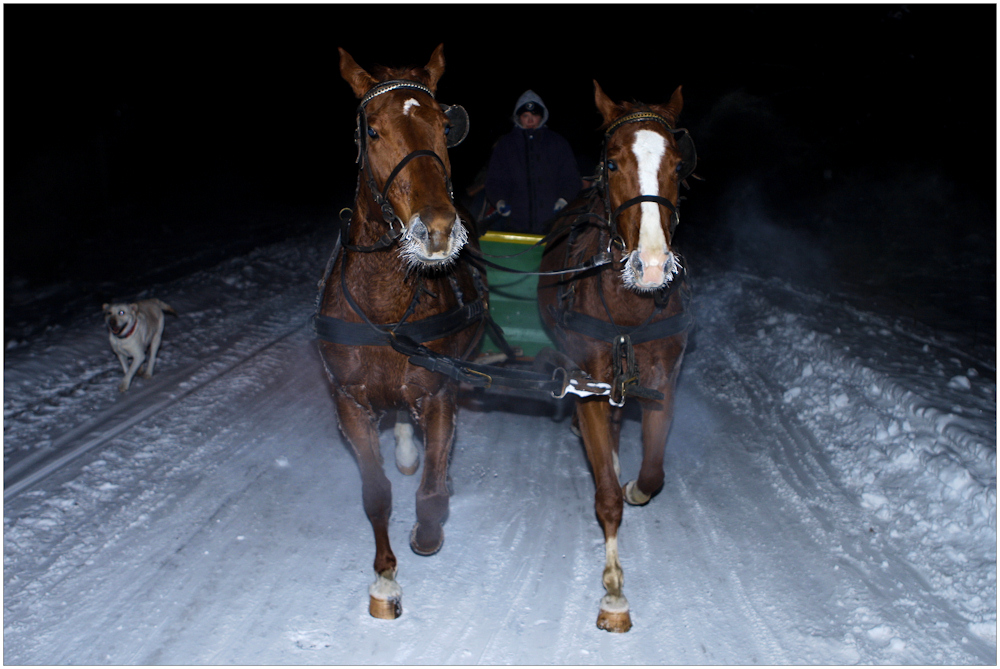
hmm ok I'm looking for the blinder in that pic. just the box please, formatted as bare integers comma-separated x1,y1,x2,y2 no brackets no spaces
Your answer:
671,128,697,183
441,104,469,148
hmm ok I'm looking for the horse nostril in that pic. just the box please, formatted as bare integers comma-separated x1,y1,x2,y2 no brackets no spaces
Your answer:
629,253,644,275
409,218,430,244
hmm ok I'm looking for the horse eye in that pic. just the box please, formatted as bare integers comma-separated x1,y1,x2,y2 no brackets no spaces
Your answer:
676,162,685,174
607,160,617,171
444,125,451,135
367,126,378,139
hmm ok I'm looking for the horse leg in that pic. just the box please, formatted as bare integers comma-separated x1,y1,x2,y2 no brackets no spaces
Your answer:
333,388,401,619
576,398,633,633
407,386,455,556
624,380,678,507
574,407,622,478
610,406,624,479
394,409,419,475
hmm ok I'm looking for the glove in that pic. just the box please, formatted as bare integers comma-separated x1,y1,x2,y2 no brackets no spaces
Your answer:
553,198,568,211
496,200,512,217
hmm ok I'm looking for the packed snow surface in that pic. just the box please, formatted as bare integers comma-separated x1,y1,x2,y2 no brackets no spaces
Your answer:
4,223,995,664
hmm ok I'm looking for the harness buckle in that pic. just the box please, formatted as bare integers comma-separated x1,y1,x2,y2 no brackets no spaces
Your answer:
611,334,636,406
463,367,493,389
592,250,612,267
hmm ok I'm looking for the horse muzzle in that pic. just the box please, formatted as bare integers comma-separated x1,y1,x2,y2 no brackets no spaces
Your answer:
400,212,468,267
622,249,681,292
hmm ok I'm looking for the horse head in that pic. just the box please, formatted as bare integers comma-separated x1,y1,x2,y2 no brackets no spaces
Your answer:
340,44,468,268
594,81,695,292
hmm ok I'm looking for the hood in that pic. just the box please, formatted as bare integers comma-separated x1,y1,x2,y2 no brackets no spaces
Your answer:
512,90,549,129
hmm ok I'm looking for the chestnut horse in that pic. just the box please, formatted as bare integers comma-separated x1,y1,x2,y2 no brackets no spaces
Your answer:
538,81,696,632
315,45,483,619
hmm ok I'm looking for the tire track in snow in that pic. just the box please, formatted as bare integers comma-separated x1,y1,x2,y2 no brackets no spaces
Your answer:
4,318,311,499
5,333,349,664
689,272,995,662
675,470,791,664
719,343,848,548
465,415,591,663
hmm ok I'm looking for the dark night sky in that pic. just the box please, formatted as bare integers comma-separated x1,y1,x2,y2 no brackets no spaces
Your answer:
4,3,996,289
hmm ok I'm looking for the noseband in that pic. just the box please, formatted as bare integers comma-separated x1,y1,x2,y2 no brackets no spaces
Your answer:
598,111,696,250
354,80,461,235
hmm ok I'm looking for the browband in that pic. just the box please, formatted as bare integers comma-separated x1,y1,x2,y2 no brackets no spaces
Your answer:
361,79,435,107
603,111,673,135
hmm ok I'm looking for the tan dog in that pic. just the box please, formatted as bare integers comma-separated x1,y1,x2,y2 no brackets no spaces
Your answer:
103,299,177,392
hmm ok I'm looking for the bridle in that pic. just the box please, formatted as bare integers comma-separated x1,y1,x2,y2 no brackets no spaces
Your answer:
597,110,697,255
315,76,492,373
352,79,468,247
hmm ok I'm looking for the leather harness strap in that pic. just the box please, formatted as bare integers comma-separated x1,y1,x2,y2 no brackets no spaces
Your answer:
313,301,486,348
314,98,695,403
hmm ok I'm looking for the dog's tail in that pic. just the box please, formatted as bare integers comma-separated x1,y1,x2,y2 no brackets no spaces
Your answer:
154,299,178,316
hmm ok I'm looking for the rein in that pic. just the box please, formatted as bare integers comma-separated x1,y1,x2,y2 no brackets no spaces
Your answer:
477,109,695,279
315,91,695,405
314,232,603,398
463,197,615,277
318,77,557,390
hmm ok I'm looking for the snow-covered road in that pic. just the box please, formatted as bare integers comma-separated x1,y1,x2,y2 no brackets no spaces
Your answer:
4,225,995,664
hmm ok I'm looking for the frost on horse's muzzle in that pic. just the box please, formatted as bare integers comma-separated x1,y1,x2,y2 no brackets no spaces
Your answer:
622,249,682,292
399,213,467,268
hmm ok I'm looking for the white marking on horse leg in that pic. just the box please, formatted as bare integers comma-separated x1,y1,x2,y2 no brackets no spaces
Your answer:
612,450,621,479
369,570,402,600
600,535,629,612
623,479,651,505
369,569,403,618
394,415,419,475
402,98,420,116
630,129,670,289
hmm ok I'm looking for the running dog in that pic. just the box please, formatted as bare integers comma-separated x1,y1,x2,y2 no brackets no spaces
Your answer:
103,299,177,392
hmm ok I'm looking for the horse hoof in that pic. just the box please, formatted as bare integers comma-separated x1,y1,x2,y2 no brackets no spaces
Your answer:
623,480,651,506
598,594,632,632
396,458,419,476
369,572,402,619
597,608,632,633
369,595,402,620
410,522,444,556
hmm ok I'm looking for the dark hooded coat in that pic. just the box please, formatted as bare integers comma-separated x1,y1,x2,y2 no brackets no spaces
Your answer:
485,90,581,233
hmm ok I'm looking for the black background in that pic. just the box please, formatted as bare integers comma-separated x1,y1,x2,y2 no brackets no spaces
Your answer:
4,3,996,334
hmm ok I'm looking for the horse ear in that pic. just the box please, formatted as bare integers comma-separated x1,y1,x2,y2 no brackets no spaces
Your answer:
339,47,377,98
424,43,446,93
594,80,618,124
663,85,684,124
